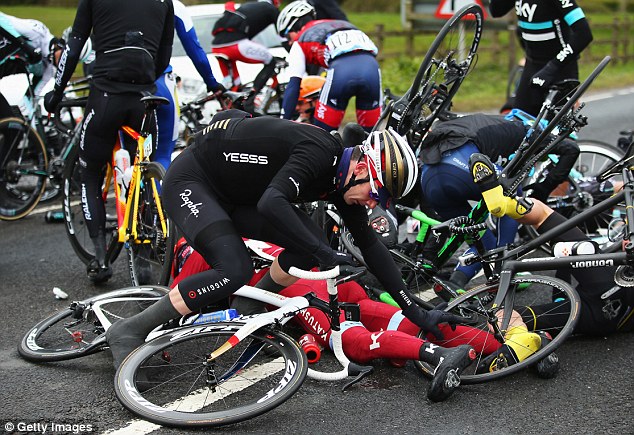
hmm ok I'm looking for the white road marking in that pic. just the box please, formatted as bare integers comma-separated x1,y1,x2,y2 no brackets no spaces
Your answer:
102,357,284,435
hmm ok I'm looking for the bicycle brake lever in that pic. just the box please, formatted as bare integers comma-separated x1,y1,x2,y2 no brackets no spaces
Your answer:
431,221,451,236
341,363,374,392
335,265,366,286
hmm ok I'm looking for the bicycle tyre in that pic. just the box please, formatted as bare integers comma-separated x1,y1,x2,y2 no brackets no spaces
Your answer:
506,64,524,101
385,4,483,146
523,140,624,253
61,147,122,265
413,274,580,384
18,286,169,362
0,117,48,220
114,323,307,428
127,161,175,286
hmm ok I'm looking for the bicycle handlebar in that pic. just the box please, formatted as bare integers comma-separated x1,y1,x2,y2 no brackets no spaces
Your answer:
53,97,87,135
395,204,442,226
289,265,366,281
449,216,487,235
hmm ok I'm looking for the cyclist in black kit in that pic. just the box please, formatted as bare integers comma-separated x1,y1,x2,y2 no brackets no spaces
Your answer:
107,112,477,401
43,0,174,283
489,0,593,116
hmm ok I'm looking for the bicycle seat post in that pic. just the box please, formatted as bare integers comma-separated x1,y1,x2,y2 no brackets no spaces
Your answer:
326,276,341,332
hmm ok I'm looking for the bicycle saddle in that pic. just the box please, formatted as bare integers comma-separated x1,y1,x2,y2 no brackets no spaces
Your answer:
139,94,171,108
548,79,580,107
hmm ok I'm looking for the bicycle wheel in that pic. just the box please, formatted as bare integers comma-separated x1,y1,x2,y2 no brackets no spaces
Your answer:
62,148,121,265
384,4,483,148
523,140,624,252
127,161,175,286
413,274,580,384
18,286,169,362
506,64,524,101
0,117,48,220
114,324,307,428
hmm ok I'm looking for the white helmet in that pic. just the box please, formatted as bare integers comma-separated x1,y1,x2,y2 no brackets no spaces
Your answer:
61,26,94,63
276,0,316,36
361,128,419,207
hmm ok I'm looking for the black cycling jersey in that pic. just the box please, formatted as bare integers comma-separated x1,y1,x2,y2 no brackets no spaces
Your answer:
421,114,527,166
308,0,349,21
212,2,279,45
490,0,592,65
190,117,339,204
54,0,174,94
422,113,579,191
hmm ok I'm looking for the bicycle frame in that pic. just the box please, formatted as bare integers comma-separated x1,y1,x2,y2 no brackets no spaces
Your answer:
111,126,168,245
146,266,372,385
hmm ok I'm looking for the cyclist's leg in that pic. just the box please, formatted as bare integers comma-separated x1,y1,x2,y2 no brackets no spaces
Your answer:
0,92,13,159
107,151,253,368
513,60,546,117
312,57,357,132
514,60,579,118
153,71,178,171
350,54,382,131
280,278,476,401
0,91,12,118
79,91,145,281
211,47,239,89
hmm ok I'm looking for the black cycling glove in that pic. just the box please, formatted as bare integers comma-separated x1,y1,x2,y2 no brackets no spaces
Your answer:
314,245,355,269
531,61,559,89
402,303,463,341
207,82,226,94
44,89,63,114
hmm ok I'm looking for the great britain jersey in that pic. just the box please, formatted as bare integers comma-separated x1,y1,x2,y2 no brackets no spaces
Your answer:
490,0,591,64
292,19,378,68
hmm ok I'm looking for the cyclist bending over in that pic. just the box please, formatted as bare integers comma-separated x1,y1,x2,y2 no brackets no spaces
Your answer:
419,113,579,289
44,0,175,283
0,13,67,111
277,1,382,132
107,110,475,400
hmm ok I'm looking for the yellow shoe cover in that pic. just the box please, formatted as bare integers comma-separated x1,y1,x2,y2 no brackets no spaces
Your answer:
504,326,543,362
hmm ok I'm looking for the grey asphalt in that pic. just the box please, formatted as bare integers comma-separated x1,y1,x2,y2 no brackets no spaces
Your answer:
1,90,633,435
